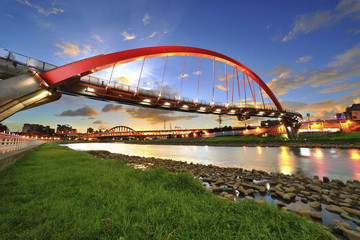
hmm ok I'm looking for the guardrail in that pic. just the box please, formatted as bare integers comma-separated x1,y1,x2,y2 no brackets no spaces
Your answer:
0,133,44,154
0,47,56,71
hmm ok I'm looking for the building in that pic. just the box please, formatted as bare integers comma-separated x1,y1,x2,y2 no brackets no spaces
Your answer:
344,104,360,122
0,123,9,133
22,123,55,136
56,124,76,134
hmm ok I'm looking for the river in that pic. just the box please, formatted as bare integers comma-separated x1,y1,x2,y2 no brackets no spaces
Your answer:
64,143,360,182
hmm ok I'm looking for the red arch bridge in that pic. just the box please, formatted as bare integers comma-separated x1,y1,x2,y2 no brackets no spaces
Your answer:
0,46,302,138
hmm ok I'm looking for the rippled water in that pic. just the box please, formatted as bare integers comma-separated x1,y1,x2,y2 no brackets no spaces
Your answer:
64,143,360,182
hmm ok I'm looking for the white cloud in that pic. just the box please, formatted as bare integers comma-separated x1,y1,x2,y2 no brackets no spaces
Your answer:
141,32,157,40
267,42,360,96
93,34,103,43
282,0,360,42
122,31,136,41
142,13,151,25
54,41,93,57
296,56,313,63
16,0,64,16
193,71,202,75
178,73,189,79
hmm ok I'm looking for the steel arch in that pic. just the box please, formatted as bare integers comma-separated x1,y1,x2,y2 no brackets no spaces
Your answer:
107,126,135,133
40,46,283,111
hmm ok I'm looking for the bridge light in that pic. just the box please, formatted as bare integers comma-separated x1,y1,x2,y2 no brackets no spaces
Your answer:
211,101,214,105
143,99,151,103
230,110,235,113
258,111,264,116
87,87,94,92
199,107,206,111
215,109,221,112
182,105,188,109
225,103,229,107
164,102,170,106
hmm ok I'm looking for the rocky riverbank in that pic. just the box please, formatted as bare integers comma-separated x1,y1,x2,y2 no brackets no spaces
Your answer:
88,150,360,239
124,140,360,149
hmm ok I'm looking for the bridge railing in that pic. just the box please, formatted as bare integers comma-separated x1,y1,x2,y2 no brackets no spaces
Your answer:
0,47,57,72
80,73,301,117
0,133,44,154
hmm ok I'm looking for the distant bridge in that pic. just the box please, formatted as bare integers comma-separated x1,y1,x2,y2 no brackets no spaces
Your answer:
0,47,302,138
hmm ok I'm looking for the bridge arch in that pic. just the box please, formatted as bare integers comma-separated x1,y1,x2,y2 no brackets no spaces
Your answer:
106,126,135,133
39,46,283,111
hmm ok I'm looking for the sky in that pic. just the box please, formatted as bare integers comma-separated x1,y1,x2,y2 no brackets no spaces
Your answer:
1,0,360,133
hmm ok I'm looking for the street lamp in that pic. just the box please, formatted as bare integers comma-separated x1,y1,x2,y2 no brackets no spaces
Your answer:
306,113,311,132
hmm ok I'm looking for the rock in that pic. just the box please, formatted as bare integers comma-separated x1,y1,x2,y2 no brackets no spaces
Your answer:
301,198,308,203
323,176,330,183
255,199,266,205
356,227,360,233
277,200,286,208
311,201,322,209
343,229,360,240
281,207,290,212
322,194,335,204
353,219,360,226
340,212,353,221
340,202,352,208
342,207,360,217
332,179,345,186
308,194,321,202
308,185,323,194
300,190,311,196
330,219,352,233
283,186,296,193
209,186,223,192
284,192,297,201
310,212,322,221
302,205,312,212
224,194,235,201
245,196,254,201
295,210,311,219
327,205,347,215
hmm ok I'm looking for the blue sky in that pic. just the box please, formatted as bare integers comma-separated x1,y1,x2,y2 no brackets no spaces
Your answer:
1,0,360,132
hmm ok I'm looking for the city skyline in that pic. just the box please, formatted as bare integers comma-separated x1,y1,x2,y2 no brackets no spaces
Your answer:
1,0,360,132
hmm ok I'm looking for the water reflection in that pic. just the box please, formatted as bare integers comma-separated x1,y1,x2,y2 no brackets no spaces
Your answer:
278,146,295,175
348,148,360,180
64,143,360,182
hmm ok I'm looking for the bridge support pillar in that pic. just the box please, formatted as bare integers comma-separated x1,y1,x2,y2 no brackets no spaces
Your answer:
283,117,301,139
0,72,61,121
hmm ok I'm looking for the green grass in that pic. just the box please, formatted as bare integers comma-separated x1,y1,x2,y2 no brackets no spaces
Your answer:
0,143,333,239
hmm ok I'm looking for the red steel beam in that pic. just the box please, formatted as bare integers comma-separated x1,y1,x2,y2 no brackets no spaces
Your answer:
40,46,283,111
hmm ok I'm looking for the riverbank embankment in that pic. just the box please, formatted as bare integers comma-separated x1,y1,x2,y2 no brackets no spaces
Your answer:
89,150,360,239
0,143,333,239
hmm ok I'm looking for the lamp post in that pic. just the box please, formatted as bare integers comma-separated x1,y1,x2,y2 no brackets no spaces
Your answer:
306,113,311,132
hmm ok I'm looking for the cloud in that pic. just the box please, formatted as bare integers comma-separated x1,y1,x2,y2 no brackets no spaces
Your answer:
268,62,292,76
352,88,360,95
115,76,132,85
93,34,103,43
16,0,64,16
54,41,93,57
178,73,189,79
219,73,235,81
216,85,227,91
282,10,333,42
122,31,136,41
193,71,202,75
296,56,313,63
267,43,360,96
320,81,360,93
102,104,125,113
282,0,360,42
141,32,157,40
142,13,151,25
279,100,307,111
125,107,198,125
347,28,360,35
58,105,99,117
93,120,108,125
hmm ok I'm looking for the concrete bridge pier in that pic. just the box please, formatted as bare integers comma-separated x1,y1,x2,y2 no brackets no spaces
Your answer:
0,71,61,121
283,117,301,139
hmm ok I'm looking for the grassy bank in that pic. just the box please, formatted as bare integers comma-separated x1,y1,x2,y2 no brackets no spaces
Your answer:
0,143,333,239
